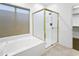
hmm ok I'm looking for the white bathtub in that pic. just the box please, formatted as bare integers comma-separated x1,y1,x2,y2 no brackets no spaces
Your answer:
0,34,45,56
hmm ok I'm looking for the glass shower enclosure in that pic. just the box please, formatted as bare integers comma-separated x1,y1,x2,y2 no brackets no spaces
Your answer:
32,8,59,48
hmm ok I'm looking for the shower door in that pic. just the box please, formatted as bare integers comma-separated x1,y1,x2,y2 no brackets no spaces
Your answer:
45,10,58,48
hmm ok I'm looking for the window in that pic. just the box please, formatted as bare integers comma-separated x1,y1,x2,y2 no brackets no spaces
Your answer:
0,4,30,38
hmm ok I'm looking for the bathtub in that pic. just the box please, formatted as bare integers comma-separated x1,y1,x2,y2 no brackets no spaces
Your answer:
0,34,45,56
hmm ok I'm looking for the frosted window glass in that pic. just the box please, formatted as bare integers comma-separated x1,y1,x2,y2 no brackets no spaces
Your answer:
15,8,29,34
0,4,15,38
0,4,14,12
16,8,29,14
0,4,30,38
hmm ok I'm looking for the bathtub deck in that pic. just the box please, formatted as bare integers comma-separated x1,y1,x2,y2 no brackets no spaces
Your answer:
0,34,45,56
6,36,44,56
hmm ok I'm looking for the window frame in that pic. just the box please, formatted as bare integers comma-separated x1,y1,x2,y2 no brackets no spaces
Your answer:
0,3,30,38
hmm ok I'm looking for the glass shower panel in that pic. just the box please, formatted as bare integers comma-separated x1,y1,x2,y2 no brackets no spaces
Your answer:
45,11,58,47
0,4,15,38
15,8,29,35
33,10,44,40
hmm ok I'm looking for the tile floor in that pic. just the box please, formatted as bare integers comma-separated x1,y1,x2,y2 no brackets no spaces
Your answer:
42,43,79,56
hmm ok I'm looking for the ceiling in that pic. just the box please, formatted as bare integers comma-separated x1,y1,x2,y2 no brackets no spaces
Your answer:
28,3,53,7
39,3,53,7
